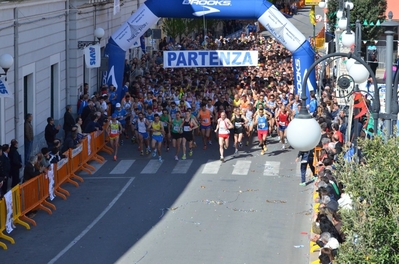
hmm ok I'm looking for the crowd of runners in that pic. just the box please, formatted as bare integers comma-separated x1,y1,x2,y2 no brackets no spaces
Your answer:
98,33,303,162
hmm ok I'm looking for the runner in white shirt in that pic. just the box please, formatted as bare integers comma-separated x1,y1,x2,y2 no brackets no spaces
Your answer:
214,111,233,162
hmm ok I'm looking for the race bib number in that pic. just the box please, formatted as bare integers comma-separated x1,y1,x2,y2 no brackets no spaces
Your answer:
258,123,265,129
235,122,242,128
174,125,180,132
183,126,191,132
111,129,118,134
279,121,286,126
203,118,209,123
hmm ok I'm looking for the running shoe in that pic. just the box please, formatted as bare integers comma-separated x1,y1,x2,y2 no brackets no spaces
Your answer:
223,144,228,150
208,140,212,145
261,149,265,155
166,146,170,152
299,182,306,186
234,149,238,155
282,144,285,150
239,142,243,148
146,149,150,155
263,145,268,152
182,154,187,160
152,151,157,157
113,155,117,161
193,142,197,148
189,149,193,156
175,156,179,161
158,156,163,162
140,151,144,156
246,141,249,146
220,156,224,162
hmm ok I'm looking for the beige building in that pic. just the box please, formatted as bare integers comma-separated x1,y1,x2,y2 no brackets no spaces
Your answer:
0,0,143,159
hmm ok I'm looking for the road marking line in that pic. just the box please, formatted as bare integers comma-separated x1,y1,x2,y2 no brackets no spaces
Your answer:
83,177,134,179
141,160,162,174
172,160,193,174
201,159,222,174
80,160,107,175
232,160,251,175
110,160,135,174
47,177,135,264
263,161,280,176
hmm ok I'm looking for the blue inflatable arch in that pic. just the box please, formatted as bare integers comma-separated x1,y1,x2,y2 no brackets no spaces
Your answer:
105,0,316,103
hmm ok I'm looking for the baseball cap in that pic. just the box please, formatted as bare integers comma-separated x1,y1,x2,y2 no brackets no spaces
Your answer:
116,103,121,108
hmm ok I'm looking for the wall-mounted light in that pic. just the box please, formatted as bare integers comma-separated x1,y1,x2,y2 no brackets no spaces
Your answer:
77,27,105,49
0,53,14,81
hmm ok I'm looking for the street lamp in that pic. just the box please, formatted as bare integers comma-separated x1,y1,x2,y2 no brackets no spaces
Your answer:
0,53,14,81
381,11,399,139
77,27,105,49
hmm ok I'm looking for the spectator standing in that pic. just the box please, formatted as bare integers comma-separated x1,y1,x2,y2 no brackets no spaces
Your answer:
1,145,11,195
24,113,34,165
9,140,23,188
0,148,7,197
62,132,78,154
78,94,89,117
23,155,41,182
45,117,61,149
63,105,76,140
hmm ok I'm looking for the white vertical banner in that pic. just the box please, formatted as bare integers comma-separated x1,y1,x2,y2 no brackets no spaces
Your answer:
87,134,91,156
84,44,101,68
113,0,120,15
0,77,13,98
48,164,55,201
4,190,15,234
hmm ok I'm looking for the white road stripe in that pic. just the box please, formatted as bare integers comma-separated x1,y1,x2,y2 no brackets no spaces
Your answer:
141,160,162,174
172,160,193,174
80,160,107,175
48,178,135,264
201,159,222,174
263,161,280,176
110,160,135,174
232,160,251,175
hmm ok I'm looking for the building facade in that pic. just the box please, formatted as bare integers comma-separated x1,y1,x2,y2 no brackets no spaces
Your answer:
0,0,143,160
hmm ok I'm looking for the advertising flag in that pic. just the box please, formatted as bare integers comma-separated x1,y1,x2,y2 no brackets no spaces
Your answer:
0,77,12,98
114,0,120,15
84,44,101,68
309,6,316,26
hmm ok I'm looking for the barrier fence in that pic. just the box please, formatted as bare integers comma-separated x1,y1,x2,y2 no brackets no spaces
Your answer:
0,128,111,249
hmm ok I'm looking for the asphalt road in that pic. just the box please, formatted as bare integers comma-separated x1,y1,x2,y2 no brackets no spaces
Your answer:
1,133,315,264
1,7,322,264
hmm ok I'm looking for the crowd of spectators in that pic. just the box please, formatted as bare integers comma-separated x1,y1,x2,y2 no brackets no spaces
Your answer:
302,79,372,262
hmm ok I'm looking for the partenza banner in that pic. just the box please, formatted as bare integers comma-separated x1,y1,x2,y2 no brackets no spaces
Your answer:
163,50,258,68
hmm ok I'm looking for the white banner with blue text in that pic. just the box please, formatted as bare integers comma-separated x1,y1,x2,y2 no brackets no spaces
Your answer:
163,50,259,68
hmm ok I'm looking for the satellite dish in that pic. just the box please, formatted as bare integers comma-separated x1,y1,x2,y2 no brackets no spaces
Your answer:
144,29,152,38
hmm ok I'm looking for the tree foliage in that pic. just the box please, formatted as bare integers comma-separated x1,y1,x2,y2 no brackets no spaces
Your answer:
162,18,222,40
327,0,387,41
336,136,399,263
161,18,188,39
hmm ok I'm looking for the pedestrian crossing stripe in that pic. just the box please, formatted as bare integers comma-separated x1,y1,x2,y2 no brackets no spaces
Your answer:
80,159,301,177
141,160,163,174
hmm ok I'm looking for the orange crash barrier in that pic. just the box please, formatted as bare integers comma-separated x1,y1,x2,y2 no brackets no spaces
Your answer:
86,132,105,164
53,151,75,199
94,129,113,155
80,137,96,173
313,147,322,175
68,144,86,184
0,198,14,249
19,175,56,227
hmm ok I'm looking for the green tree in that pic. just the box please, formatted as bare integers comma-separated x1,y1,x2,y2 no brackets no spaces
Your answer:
336,136,399,263
327,0,387,42
161,18,188,40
